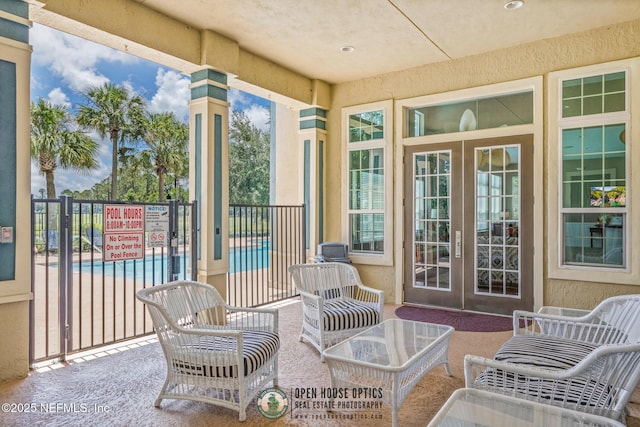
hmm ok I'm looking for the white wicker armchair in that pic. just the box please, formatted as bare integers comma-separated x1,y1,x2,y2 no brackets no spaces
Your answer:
288,262,384,360
514,294,640,344
465,295,640,422
136,280,279,421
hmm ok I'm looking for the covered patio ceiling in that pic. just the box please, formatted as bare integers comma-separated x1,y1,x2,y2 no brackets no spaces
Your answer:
29,0,640,106
131,0,640,84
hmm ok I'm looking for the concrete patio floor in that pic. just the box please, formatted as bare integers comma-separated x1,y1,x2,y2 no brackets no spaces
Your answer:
1,299,637,426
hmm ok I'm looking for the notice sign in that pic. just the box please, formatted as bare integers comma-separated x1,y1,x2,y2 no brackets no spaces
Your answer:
103,204,145,262
145,205,169,248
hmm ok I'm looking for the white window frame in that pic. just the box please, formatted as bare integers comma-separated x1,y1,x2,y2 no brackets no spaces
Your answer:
548,58,640,284
342,100,393,266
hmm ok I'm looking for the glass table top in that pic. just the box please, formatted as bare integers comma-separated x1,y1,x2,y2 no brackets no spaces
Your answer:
429,388,624,427
322,318,454,369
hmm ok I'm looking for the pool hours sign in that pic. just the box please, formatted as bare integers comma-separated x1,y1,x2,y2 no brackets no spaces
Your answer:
103,204,145,262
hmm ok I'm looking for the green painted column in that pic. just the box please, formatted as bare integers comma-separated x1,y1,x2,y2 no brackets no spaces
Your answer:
299,107,327,258
189,68,229,298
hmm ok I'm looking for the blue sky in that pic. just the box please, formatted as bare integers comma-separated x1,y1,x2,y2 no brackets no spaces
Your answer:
30,23,270,196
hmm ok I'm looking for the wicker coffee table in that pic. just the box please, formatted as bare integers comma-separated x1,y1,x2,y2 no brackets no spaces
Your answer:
323,318,454,427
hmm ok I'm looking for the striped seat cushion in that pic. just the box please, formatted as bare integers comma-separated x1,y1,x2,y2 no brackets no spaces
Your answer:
173,330,279,378
494,335,598,369
476,335,612,408
322,300,380,332
476,370,613,408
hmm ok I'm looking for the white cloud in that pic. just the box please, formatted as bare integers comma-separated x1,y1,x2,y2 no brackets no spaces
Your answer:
228,88,270,132
31,23,138,93
244,104,270,133
228,88,250,108
148,68,190,121
47,87,71,108
121,80,136,96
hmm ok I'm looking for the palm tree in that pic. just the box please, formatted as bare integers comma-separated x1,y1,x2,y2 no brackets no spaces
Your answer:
140,112,189,202
77,83,145,200
30,99,100,198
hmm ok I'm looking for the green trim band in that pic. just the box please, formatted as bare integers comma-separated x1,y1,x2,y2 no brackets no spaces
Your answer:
0,0,28,19
0,16,28,44
300,107,327,118
195,114,202,261
213,114,222,260
318,140,324,243
191,84,227,102
0,59,16,281
300,118,326,130
304,140,310,250
191,69,227,85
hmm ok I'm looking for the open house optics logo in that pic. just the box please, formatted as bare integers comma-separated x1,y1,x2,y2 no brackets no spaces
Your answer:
257,388,288,419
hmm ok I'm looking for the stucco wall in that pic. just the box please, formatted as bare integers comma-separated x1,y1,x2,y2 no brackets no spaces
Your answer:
544,280,640,309
325,18,640,309
0,301,29,382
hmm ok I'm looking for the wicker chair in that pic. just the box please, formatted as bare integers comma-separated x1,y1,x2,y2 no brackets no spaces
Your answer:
136,280,279,421
465,295,640,422
288,262,384,360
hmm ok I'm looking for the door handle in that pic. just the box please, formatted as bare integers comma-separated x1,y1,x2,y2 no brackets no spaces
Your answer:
455,230,462,258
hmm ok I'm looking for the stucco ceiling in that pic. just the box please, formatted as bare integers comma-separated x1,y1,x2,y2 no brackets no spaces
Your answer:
131,0,640,84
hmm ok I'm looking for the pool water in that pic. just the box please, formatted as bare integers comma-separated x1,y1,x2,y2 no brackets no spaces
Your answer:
73,242,271,282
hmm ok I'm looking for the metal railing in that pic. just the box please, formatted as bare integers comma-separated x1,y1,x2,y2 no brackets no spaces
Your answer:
30,198,304,366
227,204,305,307
30,196,196,366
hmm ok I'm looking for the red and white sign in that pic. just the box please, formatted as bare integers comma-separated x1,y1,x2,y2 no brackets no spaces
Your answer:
103,204,145,261
103,232,144,262
104,204,144,232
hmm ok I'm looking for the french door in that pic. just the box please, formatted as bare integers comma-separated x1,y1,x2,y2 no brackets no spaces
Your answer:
403,135,533,315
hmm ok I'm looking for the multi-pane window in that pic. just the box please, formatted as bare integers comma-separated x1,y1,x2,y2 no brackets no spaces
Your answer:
559,71,627,268
348,110,385,253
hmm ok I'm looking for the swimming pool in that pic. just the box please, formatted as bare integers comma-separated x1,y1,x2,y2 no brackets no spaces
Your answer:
73,242,271,282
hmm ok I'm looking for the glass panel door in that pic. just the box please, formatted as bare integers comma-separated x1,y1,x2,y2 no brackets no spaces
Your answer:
404,143,462,309
404,135,534,314
463,135,534,314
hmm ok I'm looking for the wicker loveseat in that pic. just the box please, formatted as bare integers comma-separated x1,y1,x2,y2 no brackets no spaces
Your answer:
288,262,384,360
136,280,280,421
464,295,640,422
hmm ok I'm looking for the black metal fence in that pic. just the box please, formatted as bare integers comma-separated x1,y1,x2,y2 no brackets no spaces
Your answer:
30,198,305,366
227,204,305,307
30,196,196,365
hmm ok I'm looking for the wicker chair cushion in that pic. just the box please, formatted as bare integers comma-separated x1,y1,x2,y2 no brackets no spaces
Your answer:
173,330,280,378
476,370,613,408
318,288,342,300
476,335,613,408
322,300,380,332
494,335,598,370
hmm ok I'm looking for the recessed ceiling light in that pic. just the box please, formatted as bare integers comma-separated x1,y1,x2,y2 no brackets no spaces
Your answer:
341,46,355,53
504,0,524,10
